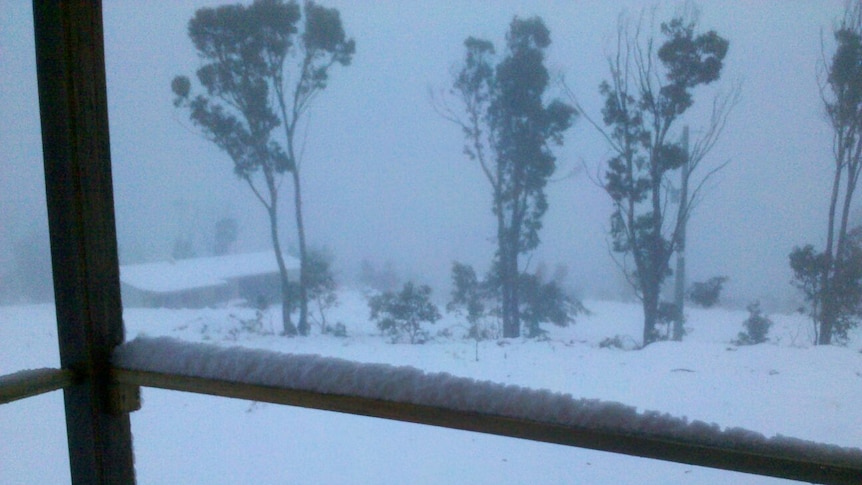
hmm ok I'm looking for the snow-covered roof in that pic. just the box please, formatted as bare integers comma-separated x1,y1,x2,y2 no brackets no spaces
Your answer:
120,251,299,293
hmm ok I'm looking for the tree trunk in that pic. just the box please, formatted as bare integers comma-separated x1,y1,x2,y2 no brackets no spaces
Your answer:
819,154,844,345
264,172,296,337
645,147,664,346
507,241,520,338
270,207,296,336
500,232,520,338
642,282,660,346
292,169,309,336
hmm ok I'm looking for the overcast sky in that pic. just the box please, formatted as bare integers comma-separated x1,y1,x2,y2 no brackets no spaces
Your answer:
0,1,852,308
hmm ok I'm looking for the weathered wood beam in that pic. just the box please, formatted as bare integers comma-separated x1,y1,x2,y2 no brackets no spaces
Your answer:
33,1,136,483
0,368,76,404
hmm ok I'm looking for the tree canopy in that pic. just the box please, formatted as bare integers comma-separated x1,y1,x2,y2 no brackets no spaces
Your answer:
446,17,576,338
172,0,354,336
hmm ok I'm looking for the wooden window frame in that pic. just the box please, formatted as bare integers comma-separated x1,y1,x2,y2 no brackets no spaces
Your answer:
0,2,859,483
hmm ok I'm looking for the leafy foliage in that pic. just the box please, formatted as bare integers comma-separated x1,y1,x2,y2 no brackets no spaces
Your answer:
447,262,499,340
688,276,728,308
597,12,729,346
791,229,862,344
369,282,441,344
648,301,684,342
305,248,339,333
447,262,585,340
172,0,354,336
518,272,585,338
449,17,576,338
734,301,772,345
793,2,862,345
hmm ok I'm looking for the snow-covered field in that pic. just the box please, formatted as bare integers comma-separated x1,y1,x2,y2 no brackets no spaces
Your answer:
2,290,861,484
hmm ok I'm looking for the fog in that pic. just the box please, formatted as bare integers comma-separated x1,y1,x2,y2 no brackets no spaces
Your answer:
0,1,848,309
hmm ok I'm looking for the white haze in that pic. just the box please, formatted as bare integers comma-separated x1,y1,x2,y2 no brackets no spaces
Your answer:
0,1,849,309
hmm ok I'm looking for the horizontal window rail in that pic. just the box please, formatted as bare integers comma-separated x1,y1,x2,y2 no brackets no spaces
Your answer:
0,368,76,405
114,336,862,485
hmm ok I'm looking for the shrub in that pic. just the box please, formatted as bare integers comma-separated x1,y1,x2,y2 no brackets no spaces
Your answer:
790,232,862,344
688,276,728,308
734,301,772,345
447,262,498,340
519,272,586,338
324,321,348,338
447,261,586,340
647,301,683,342
306,249,339,333
369,282,441,344
599,334,640,350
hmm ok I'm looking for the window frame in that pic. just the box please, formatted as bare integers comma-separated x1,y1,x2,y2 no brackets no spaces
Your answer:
0,2,858,484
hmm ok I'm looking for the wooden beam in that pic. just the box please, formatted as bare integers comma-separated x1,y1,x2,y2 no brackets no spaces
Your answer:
114,368,862,485
33,1,136,483
0,368,76,404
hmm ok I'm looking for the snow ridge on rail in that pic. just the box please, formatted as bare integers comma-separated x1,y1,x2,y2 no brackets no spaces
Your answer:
114,336,862,467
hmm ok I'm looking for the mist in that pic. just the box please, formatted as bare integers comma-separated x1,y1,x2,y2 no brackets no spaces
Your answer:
0,1,848,310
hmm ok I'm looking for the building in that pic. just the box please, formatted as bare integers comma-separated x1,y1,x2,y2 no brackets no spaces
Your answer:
120,251,300,308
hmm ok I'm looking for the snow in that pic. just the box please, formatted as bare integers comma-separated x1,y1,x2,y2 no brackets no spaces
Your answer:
2,291,862,483
114,335,862,469
119,251,299,293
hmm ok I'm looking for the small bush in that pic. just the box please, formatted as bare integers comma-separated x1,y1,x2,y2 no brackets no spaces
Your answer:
734,301,772,345
324,321,347,338
369,281,441,344
306,249,339,333
520,273,585,338
446,262,498,340
648,301,683,342
599,334,639,350
688,276,728,308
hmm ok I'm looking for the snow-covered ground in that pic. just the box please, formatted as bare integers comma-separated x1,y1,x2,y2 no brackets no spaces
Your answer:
2,290,861,484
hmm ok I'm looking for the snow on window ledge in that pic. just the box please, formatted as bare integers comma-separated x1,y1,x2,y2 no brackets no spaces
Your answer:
113,336,862,469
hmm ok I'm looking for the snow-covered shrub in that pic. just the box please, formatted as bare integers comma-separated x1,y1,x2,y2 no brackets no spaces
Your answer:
369,282,441,344
227,308,271,339
734,301,772,345
688,276,728,308
599,334,640,350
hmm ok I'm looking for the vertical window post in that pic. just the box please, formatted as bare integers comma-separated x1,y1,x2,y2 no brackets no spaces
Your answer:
33,1,136,483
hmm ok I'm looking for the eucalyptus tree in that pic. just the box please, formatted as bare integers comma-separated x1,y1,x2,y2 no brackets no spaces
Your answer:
442,17,576,338
791,1,862,345
572,10,733,346
172,0,354,335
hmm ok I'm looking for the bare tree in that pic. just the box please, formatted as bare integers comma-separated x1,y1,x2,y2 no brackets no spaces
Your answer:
567,7,737,346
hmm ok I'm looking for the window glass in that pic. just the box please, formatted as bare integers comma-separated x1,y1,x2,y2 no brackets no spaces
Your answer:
0,2,59,369
130,390,795,484
0,393,70,484
0,4,68,482
103,1,860,478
